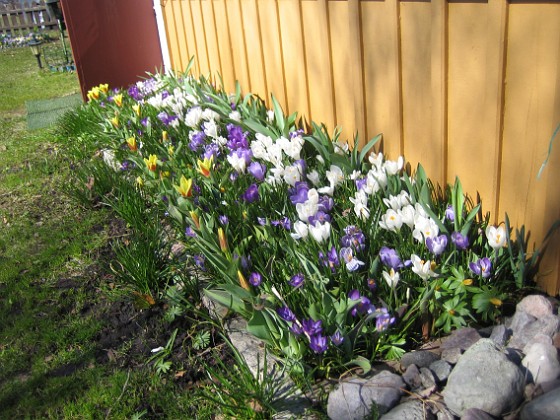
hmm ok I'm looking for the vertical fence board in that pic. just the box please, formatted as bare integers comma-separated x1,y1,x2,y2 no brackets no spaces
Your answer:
226,0,252,92
240,0,268,100
301,0,335,131
277,0,309,119
400,1,433,173
362,0,402,156
213,0,236,92
257,0,287,108
448,3,501,216
501,4,560,295
162,1,182,70
189,0,210,75
200,0,222,79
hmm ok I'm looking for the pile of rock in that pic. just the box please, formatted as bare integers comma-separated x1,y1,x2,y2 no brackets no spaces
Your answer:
327,294,560,420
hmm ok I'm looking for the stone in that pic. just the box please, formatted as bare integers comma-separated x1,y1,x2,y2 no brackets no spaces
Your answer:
400,350,440,369
402,364,422,390
523,333,553,352
522,342,560,385
509,314,560,350
327,371,405,418
380,400,434,420
489,324,512,347
441,327,481,352
504,347,524,365
461,407,496,420
509,310,537,335
520,386,560,420
435,405,455,420
553,332,560,350
420,367,437,390
443,339,525,417
517,295,554,319
429,359,452,383
441,347,463,365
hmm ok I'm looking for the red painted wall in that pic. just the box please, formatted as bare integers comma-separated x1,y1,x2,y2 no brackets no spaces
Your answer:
61,0,163,100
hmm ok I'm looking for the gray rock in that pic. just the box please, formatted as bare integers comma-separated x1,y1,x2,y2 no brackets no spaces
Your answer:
441,327,481,352
381,400,434,420
489,324,512,347
522,342,560,385
442,347,463,365
401,350,440,369
420,367,437,390
461,407,495,420
327,371,405,418
523,333,553,352
436,405,456,420
517,295,554,319
443,339,525,417
402,364,422,390
504,347,524,365
510,310,537,335
509,314,560,350
520,386,560,420
430,359,452,383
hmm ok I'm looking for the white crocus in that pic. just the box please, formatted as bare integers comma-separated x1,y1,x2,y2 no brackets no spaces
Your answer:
412,215,440,243
350,191,370,220
399,204,416,229
309,221,331,243
296,188,319,222
383,156,404,175
266,109,275,122
290,221,309,240
379,209,403,232
307,170,321,186
382,269,400,288
185,107,203,127
326,165,345,187
226,152,247,173
368,152,384,169
486,225,507,250
202,108,220,121
411,254,438,280
203,120,219,138
228,110,241,121
283,164,302,186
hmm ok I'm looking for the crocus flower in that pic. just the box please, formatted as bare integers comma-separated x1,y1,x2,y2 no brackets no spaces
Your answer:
451,231,469,250
379,247,403,270
241,184,260,203
193,254,205,270
426,234,448,256
341,225,366,251
309,221,331,243
175,175,193,198
469,257,492,278
218,228,228,252
379,209,403,232
126,136,137,152
189,131,206,151
375,308,395,332
219,215,229,225
339,247,365,272
302,318,323,336
249,272,262,287
289,273,305,288
87,86,100,101
486,225,507,250
309,334,328,354
290,221,309,240
132,104,141,116
144,154,157,172
113,93,123,107
277,306,296,322
330,331,344,346
290,324,303,335
197,156,213,177
289,182,310,204
248,161,267,181
410,254,437,280
367,278,377,292
382,269,400,288
237,270,250,290
110,116,119,128
185,226,196,238
445,205,455,222
348,289,361,300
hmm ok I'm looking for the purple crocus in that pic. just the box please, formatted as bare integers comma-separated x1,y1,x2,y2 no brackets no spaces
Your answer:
469,257,492,278
367,278,377,292
341,225,366,251
277,306,296,322
289,273,305,288
226,123,248,150
375,308,395,332
248,161,267,181
319,246,340,273
318,196,334,212
355,177,367,191
451,232,469,250
193,254,205,270
219,215,229,225
189,131,206,151
445,205,455,222
308,211,331,226
310,334,328,354
249,272,262,287
348,289,361,300
289,182,310,204
203,143,220,160
242,184,260,203
339,247,365,272
185,226,197,238
290,323,303,335
257,217,267,226
330,331,344,346
426,234,448,256
379,247,403,270
302,318,322,336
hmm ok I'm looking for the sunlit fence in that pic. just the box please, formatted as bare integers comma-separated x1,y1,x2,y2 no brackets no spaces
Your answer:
0,0,57,35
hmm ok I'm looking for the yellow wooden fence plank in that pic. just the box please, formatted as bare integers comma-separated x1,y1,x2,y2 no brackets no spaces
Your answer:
201,0,222,80
226,0,252,92
213,0,236,92
241,0,268,100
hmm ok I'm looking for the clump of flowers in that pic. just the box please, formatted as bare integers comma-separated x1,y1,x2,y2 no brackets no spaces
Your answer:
74,68,541,375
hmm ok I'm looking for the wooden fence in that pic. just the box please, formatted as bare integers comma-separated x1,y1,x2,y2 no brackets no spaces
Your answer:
160,0,560,295
0,1,57,34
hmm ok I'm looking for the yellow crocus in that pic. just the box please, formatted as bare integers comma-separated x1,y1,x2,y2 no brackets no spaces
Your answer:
126,136,137,152
167,145,174,156
197,156,213,178
113,94,123,107
218,227,228,252
144,154,157,172
136,176,144,187
189,211,200,229
237,270,250,291
87,87,100,101
132,104,141,116
175,175,192,198
490,297,503,307
462,279,473,286
162,131,168,142
99,83,109,93
110,116,119,128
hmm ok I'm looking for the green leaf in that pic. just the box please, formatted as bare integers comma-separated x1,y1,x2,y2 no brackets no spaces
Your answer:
345,356,371,374
358,133,382,166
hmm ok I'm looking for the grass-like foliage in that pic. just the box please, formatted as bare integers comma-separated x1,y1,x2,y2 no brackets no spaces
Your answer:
60,66,548,378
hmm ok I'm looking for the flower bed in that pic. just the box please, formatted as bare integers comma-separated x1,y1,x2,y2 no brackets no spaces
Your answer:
74,67,541,377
